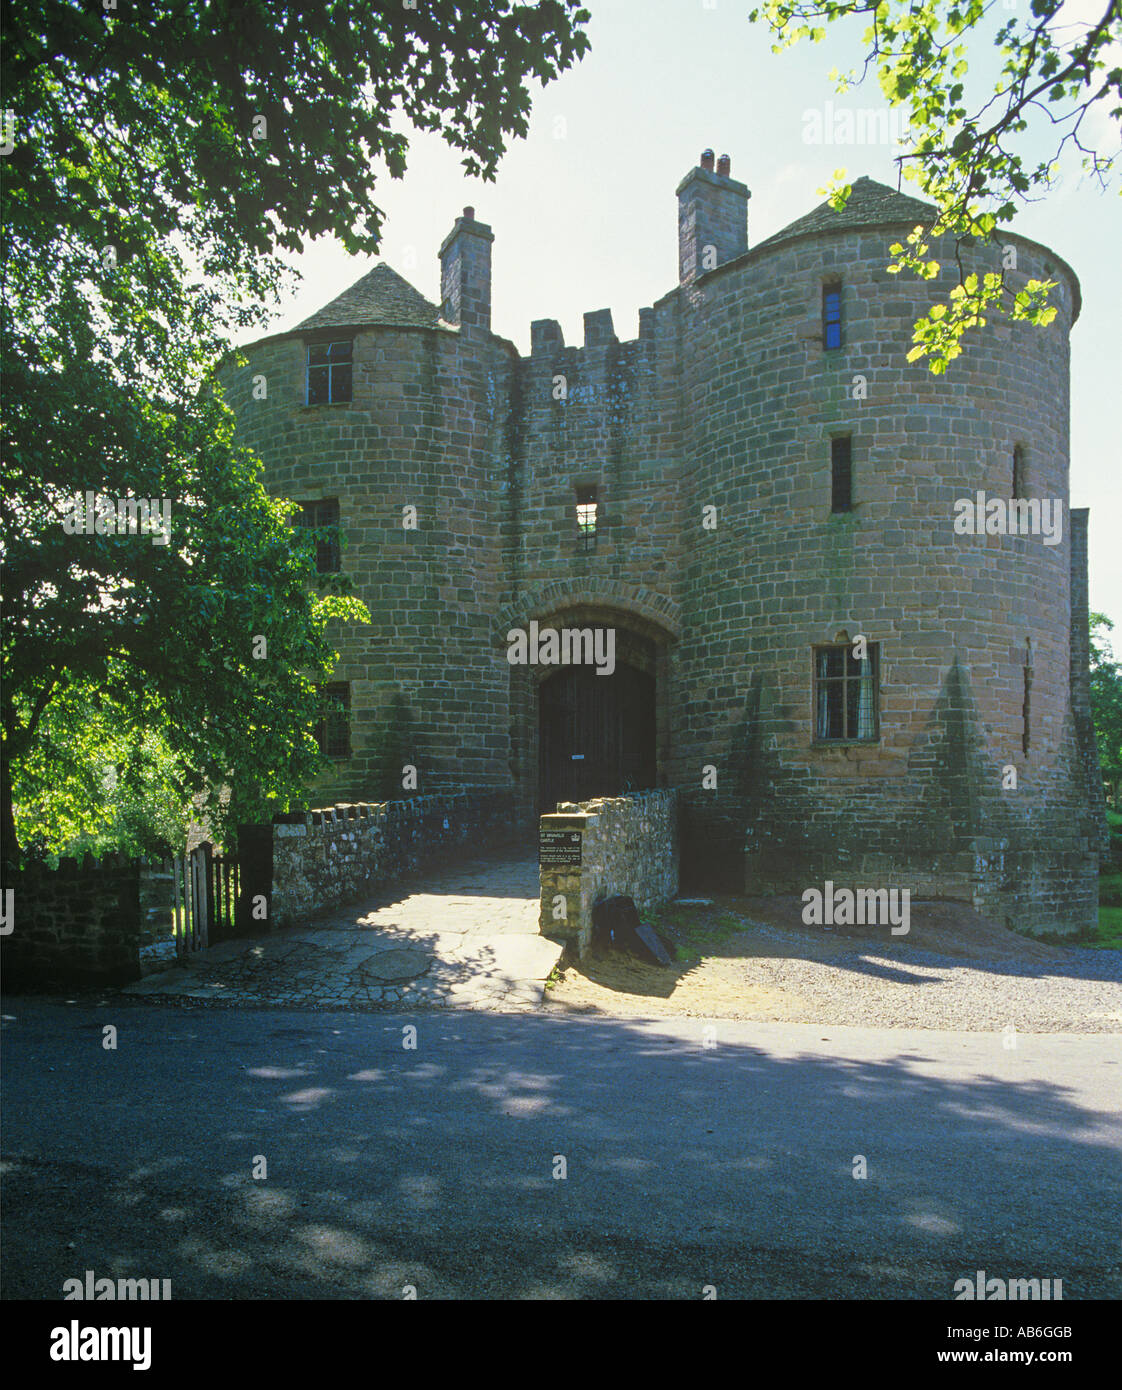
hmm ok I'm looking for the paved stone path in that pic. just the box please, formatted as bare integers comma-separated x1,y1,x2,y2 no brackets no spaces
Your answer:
123,851,562,1012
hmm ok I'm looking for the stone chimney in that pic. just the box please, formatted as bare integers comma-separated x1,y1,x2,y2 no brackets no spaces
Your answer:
439,205,494,333
676,149,750,286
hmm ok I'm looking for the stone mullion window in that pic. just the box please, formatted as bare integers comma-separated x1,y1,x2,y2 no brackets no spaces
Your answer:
814,643,879,742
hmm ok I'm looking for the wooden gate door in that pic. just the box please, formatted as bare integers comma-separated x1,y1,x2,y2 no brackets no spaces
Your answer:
235,823,272,938
538,662,655,811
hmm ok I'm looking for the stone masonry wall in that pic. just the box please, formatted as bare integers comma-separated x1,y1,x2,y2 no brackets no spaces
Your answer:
271,789,517,926
1,856,142,987
227,166,1099,938
539,789,678,955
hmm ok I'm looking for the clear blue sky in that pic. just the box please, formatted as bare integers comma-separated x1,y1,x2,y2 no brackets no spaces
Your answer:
242,0,1121,632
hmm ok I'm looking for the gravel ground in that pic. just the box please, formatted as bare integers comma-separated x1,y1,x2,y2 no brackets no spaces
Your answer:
48,887,1122,1034
723,926,1122,1032
548,900,1122,1033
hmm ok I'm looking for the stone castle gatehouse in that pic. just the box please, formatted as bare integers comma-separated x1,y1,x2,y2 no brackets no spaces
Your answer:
224,152,1107,935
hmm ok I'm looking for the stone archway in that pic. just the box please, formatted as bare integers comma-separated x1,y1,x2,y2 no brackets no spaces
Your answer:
494,579,681,649
502,601,675,815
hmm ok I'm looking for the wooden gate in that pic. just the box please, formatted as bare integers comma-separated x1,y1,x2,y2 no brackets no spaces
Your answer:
171,841,240,958
538,662,656,811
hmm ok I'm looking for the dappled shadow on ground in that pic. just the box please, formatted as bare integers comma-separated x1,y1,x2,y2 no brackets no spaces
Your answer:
557,948,702,1001
1,1003,1119,1299
112,843,553,1008
727,894,1117,980
562,893,1122,996
122,921,556,1010
547,894,1121,1026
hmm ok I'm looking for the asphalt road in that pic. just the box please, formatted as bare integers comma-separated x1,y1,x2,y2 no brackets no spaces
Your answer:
2,999,1120,1299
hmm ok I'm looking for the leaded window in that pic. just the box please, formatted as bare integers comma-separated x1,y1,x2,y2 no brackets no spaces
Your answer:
823,282,842,350
814,643,879,741
831,435,853,512
315,682,351,758
294,498,341,573
576,484,599,553
306,340,353,405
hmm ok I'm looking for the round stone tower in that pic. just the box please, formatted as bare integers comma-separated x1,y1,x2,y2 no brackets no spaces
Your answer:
221,215,516,800
673,170,1100,933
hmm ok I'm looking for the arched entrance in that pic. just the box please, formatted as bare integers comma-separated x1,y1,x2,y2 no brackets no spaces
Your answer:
538,661,656,810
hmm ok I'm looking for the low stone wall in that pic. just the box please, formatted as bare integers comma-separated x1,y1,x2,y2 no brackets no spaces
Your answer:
1,855,142,987
271,788,518,926
539,790,678,955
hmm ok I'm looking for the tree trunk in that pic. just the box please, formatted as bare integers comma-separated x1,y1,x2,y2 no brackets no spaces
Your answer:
1,749,20,871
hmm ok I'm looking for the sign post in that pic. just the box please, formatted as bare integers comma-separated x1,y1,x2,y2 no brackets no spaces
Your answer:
539,827,582,867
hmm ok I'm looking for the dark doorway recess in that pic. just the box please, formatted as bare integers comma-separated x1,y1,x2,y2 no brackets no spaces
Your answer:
538,662,656,811
677,803,745,894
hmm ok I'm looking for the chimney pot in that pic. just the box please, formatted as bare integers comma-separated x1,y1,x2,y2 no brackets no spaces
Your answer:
717,153,731,176
676,154,750,286
439,208,493,332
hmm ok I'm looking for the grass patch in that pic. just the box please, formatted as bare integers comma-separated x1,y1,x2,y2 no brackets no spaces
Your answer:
1100,867,1122,908
653,906,747,963
1092,815,1122,943
1090,905,1122,950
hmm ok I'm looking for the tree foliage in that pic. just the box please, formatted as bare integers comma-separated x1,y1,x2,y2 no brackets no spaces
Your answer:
1090,611,1122,783
749,0,1122,371
1,1,592,863
16,685,193,861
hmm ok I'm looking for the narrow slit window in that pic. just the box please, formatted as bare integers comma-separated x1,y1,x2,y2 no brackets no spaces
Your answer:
1013,444,1026,500
831,435,853,513
1022,640,1032,754
823,282,842,350
315,682,351,759
814,643,879,741
306,340,353,405
575,485,599,553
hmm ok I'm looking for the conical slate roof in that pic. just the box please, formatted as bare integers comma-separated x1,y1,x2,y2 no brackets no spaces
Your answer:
757,175,937,252
296,262,443,332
